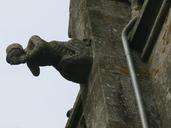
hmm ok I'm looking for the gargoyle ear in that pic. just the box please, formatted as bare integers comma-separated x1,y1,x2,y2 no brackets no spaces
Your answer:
27,62,40,76
83,38,92,47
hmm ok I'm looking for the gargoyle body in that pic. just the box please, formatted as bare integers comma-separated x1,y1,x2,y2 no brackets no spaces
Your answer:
6,36,93,84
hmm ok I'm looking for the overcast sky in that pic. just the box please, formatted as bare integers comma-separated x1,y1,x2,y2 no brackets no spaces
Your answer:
0,0,79,128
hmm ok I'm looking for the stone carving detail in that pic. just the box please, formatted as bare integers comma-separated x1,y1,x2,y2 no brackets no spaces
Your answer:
6,35,93,83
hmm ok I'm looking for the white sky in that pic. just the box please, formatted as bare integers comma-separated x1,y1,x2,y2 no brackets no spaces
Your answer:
0,0,79,128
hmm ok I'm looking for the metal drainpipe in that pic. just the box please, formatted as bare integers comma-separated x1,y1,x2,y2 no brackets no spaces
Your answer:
121,17,149,128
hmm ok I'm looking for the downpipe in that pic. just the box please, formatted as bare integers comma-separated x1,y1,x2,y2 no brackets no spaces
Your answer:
121,17,149,128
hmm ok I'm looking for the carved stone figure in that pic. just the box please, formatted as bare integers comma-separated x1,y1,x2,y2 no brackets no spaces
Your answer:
6,35,93,84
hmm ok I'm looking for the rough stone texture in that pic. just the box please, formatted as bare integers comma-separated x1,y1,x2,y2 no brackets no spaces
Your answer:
132,51,161,128
68,0,92,39
66,0,168,128
67,0,146,128
148,8,171,128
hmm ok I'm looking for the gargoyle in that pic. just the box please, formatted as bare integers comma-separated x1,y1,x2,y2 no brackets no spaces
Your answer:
6,35,93,84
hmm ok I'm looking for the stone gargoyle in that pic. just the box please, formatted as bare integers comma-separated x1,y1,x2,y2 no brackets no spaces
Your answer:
6,35,93,84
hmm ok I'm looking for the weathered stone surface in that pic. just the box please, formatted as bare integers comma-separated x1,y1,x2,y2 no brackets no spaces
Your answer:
132,51,161,128
66,0,168,128
67,0,145,128
69,0,92,39
148,9,171,128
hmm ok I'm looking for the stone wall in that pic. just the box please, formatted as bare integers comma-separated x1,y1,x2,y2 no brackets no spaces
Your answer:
66,0,171,128
148,8,171,128
66,0,141,128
